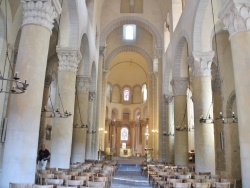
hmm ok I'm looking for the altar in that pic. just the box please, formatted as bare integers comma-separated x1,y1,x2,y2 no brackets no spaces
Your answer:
120,148,132,157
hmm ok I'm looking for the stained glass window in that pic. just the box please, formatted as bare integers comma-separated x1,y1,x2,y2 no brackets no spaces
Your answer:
121,127,128,140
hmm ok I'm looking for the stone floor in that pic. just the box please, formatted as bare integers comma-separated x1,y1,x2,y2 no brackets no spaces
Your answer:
111,164,151,188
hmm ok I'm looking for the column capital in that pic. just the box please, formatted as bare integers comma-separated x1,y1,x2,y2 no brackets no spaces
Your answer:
57,47,82,73
189,51,214,77
76,76,91,93
21,0,62,33
154,47,163,59
170,77,189,96
164,94,174,104
89,91,96,101
99,46,106,56
103,69,110,77
219,1,250,38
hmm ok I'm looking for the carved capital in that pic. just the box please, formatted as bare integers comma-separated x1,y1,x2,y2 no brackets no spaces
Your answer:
154,47,163,59
99,46,106,56
76,76,91,93
189,51,214,77
21,0,62,32
103,69,110,77
170,77,189,96
57,48,82,73
219,1,250,38
89,91,96,101
164,94,174,104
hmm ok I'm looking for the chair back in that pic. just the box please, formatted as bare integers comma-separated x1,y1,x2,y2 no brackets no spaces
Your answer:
45,179,63,186
173,182,191,188
194,182,211,188
65,180,84,186
221,179,236,188
87,181,105,188
214,182,231,188
9,183,33,188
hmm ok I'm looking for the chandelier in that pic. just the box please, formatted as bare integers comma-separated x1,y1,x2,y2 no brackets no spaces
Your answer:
199,0,238,124
0,0,29,94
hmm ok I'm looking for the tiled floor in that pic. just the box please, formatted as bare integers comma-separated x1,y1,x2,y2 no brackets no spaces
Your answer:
111,164,151,188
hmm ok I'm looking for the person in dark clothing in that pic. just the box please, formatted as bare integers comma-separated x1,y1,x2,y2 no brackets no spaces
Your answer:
37,144,50,170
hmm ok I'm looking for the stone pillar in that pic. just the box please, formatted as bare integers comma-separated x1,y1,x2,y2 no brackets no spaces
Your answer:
219,2,249,185
86,91,96,159
101,70,109,139
171,78,189,166
50,48,81,168
71,76,91,163
96,47,105,152
189,51,215,174
1,1,61,186
165,95,175,163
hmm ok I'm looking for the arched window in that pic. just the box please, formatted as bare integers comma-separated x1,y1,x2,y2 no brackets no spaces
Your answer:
142,84,147,102
121,127,128,140
124,88,130,101
123,24,136,41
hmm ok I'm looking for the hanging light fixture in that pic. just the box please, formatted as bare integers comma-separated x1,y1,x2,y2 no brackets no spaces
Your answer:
41,55,72,118
72,91,88,128
0,0,29,94
199,0,238,124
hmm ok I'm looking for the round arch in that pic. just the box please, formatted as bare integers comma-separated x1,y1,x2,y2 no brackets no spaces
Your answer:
104,45,153,72
173,34,190,78
78,33,90,76
100,16,163,56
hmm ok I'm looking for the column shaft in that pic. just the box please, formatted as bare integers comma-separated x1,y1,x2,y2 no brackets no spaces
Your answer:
230,31,250,185
1,0,61,183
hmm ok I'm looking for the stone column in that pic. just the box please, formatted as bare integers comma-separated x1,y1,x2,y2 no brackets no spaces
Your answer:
171,78,189,166
101,70,109,138
219,2,249,185
86,91,96,159
50,48,81,168
96,47,105,152
189,51,215,174
165,95,175,163
1,1,61,186
71,76,91,163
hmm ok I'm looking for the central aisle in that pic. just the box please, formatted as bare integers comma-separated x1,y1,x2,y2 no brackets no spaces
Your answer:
111,164,151,188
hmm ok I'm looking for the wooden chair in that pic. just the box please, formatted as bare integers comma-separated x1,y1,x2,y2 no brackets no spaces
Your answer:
44,179,63,186
214,182,231,188
93,176,109,188
173,182,191,188
194,182,211,188
186,179,199,187
9,183,33,188
67,171,79,180
164,179,182,188
38,174,54,185
75,176,89,186
177,174,191,181
65,180,84,187
56,186,77,188
194,175,207,182
204,179,216,187
87,181,105,188
221,178,236,188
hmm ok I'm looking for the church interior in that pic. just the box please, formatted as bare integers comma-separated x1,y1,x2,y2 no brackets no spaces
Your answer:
0,0,249,187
